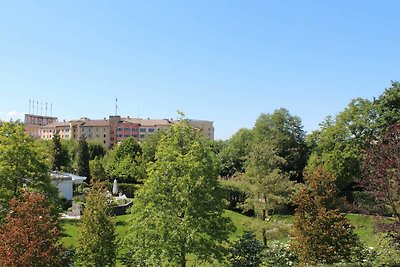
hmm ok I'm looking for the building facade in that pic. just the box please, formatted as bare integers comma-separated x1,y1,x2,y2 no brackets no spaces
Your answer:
25,114,214,147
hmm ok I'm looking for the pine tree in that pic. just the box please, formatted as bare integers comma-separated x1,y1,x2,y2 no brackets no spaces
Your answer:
75,181,117,266
77,135,91,183
52,130,63,171
290,166,360,265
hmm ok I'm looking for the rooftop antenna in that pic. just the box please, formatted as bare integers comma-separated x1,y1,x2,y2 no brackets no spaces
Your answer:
32,101,35,115
40,102,43,116
29,99,31,114
45,102,48,116
50,103,53,117
36,101,39,115
115,98,118,115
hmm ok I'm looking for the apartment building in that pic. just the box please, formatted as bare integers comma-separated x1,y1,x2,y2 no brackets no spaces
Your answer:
125,118,172,141
25,114,214,147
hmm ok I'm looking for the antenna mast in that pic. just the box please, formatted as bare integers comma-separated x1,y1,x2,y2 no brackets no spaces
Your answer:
115,98,118,115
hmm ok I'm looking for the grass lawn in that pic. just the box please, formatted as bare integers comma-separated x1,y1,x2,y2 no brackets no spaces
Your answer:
61,211,381,266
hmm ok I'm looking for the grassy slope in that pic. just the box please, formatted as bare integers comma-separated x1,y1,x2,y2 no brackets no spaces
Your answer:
61,211,380,266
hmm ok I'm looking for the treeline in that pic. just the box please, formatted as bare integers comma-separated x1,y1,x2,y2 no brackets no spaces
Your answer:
0,81,400,265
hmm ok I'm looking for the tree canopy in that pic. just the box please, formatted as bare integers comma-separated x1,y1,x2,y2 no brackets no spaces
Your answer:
123,120,234,267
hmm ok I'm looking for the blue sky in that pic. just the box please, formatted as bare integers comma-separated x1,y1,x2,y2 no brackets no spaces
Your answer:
1,1,399,140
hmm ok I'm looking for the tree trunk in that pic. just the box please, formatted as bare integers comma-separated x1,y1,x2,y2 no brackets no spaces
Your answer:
262,228,267,247
262,208,266,221
180,242,186,267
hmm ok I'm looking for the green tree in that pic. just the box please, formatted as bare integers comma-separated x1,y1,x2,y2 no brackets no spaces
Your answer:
51,131,69,171
375,81,400,131
123,120,234,267
75,181,117,266
246,141,296,245
252,108,308,182
77,136,91,183
0,122,58,220
306,98,376,194
88,141,107,160
104,137,144,183
290,166,360,265
219,128,253,178
228,231,264,267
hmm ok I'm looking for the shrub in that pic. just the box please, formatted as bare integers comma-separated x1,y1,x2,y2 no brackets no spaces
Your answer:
228,231,264,267
263,241,296,267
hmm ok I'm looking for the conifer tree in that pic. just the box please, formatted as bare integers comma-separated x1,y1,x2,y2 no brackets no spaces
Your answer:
52,130,63,171
77,135,91,183
75,181,117,267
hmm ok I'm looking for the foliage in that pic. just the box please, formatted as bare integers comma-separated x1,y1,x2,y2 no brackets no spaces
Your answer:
220,177,252,210
89,156,107,181
246,141,296,219
290,166,360,265
362,125,400,246
0,121,58,220
375,81,400,131
263,241,296,267
0,191,66,267
52,130,69,171
218,128,253,178
75,181,117,267
228,231,264,267
306,98,376,194
77,136,91,183
104,137,145,183
88,141,107,160
123,120,234,267
252,108,308,183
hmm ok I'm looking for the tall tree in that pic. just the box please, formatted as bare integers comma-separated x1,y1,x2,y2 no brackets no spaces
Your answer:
219,128,253,177
0,191,66,267
75,182,117,267
0,122,57,220
375,81,400,131
123,120,234,267
246,141,296,245
76,136,91,183
104,137,145,183
52,130,69,171
252,108,308,182
362,125,400,246
290,166,360,265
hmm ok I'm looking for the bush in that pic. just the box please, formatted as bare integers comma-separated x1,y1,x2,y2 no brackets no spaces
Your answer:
263,241,296,267
228,231,264,267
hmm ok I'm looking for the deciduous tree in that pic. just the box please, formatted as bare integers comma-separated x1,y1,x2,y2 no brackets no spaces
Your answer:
123,120,234,267
290,166,360,264
75,181,117,266
0,191,65,267
362,125,400,246
0,122,57,220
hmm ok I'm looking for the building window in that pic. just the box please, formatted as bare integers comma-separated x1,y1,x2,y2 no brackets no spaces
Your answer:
133,134,138,138
104,140,106,144
140,128,146,132
148,128,155,132
104,134,106,138
140,134,145,138
117,134,122,137
124,128,130,131
132,128,137,132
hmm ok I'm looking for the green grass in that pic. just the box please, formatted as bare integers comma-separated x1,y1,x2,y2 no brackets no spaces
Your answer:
61,211,382,266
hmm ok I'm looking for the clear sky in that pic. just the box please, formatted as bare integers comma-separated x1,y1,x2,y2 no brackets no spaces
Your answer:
1,1,399,140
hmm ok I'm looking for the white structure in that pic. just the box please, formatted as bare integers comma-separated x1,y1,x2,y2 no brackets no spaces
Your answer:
51,172,87,200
